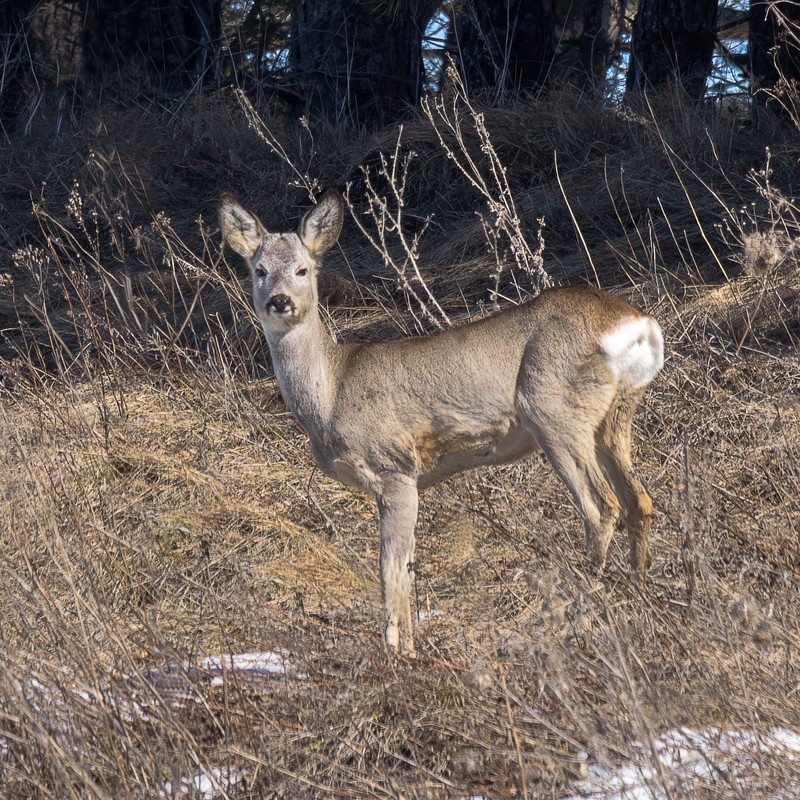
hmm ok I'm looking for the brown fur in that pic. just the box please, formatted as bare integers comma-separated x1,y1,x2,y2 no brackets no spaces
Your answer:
219,191,665,655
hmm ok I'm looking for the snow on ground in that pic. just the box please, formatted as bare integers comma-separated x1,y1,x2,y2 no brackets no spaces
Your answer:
131,648,305,696
195,650,305,684
11,655,800,799
148,651,307,796
11,653,297,797
563,727,800,800
162,766,247,798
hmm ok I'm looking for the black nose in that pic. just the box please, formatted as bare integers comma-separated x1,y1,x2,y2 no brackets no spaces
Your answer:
268,294,291,313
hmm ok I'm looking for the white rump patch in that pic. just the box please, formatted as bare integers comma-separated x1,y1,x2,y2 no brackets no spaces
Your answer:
600,316,664,388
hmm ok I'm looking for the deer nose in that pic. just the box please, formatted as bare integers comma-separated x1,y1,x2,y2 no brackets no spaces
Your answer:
268,294,292,313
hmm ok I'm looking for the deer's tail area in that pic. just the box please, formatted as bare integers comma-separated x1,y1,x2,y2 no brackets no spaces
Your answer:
599,316,664,389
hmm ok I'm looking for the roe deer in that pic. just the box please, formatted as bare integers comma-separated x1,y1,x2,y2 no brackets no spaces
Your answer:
219,190,664,656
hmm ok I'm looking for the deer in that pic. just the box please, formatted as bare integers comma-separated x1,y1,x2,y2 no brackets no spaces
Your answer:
219,190,664,657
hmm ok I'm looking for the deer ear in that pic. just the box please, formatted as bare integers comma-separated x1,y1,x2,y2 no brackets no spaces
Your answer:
219,194,266,259
299,190,343,256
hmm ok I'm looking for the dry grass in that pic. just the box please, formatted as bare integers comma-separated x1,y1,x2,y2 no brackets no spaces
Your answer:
0,81,798,798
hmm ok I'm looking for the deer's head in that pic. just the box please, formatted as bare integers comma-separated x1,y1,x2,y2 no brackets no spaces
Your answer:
219,191,343,335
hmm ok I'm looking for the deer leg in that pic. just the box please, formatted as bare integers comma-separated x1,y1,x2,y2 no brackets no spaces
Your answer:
524,419,621,574
377,473,418,656
555,444,620,572
596,389,653,585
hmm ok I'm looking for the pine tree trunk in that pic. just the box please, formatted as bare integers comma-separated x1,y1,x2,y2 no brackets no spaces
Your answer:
750,0,800,113
290,0,433,127
626,0,717,100
0,0,38,126
82,0,222,91
550,0,627,91
452,0,625,97
29,1,85,85
453,0,555,97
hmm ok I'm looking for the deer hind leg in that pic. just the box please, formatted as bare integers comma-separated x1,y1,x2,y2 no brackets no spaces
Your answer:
596,388,652,585
377,473,418,656
522,412,622,575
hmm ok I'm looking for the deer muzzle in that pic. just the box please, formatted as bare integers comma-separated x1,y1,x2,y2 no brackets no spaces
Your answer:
267,293,294,315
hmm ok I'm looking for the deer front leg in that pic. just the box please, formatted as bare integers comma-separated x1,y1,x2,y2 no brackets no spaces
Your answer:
377,473,419,657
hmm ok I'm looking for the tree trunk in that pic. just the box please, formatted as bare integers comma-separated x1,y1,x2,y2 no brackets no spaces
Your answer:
750,0,800,113
290,0,433,127
82,0,222,91
549,0,627,92
452,0,556,97
1,0,40,127
452,0,624,97
26,1,85,86
626,0,717,100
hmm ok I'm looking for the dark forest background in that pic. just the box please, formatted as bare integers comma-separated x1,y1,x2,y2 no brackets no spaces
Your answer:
1,0,799,130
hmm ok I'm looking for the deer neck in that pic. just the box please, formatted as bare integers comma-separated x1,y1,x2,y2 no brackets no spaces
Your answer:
264,311,339,437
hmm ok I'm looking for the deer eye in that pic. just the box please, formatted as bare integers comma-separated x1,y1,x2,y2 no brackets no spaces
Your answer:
296,267,308,277
254,267,267,278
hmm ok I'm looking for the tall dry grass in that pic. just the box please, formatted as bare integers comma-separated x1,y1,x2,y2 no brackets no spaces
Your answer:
0,72,798,798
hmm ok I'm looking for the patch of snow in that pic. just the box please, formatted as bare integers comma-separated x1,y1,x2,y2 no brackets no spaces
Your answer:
162,766,247,798
131,648,305,695
196,650,301,684
563,727,800,800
